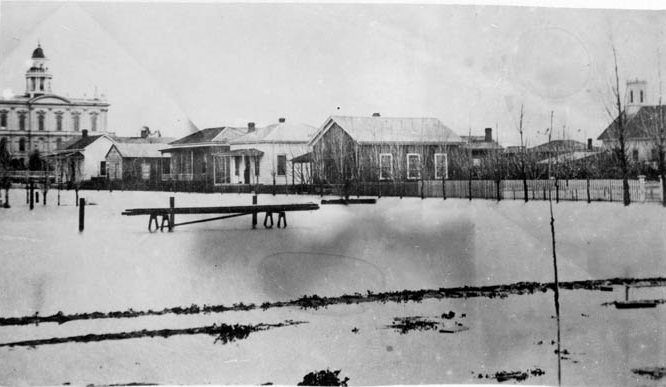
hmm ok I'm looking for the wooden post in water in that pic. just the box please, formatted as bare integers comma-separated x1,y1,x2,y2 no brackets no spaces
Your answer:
252,193,257,229
25,182,29,204
29,182,34,210
78,198,85,232
169,196,175,232
75,188,79,206
442,177,446,200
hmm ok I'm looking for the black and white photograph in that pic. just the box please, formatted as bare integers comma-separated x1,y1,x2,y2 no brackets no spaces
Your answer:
0,0,664,385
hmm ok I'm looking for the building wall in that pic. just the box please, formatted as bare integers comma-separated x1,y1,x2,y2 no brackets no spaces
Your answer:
80,136,114,180
106,147,123,180
311,123,455,183
601,138,660,162
229,142,311,185
0,97,109,162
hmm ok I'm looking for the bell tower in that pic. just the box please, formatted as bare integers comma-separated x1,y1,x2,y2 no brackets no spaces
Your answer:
25,43,53,98
626,80,647,115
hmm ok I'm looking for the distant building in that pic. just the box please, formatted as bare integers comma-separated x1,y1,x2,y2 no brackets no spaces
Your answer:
308,114,462,184
0,44,110,164
598,80,664,164
105,129,173,183
50,128,172,183
460,127,502,166
51,130,115,182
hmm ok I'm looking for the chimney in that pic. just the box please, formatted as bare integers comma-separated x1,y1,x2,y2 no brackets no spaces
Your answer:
248,122,256,132
485,127,492,142
82,129,88,138
587,138,593,151
278,117,286,123
372,112,381,117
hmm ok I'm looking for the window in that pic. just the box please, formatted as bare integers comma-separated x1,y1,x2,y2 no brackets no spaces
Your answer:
56,138,62,150
37,112,45,131
277,154,287,176
39,78,44,91
0,111,7,128
255,157,260,176
434,153,448,179
640,90,644,103
379,153,393,180
19,138,25,152
407,154,421,180
651,147,658,161
90,113,98,132
72,113,80,131
632,149,639,162
630,90,634,103
19,112,26,130
162,158,171,175
234,156,241,176
100,161,107,176
56,112,63,131
141,162,151,180
38,137,45,152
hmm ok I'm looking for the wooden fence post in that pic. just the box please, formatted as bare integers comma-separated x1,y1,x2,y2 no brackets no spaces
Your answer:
169,196,175,232
78,198,85,232
586,178,591,203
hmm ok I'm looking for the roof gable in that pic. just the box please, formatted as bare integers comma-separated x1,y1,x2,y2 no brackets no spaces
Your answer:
65,134,107,150
598,105,666,141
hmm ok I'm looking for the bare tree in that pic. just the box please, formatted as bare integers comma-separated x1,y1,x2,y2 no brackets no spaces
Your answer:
517,104,528,202
604,45,631,206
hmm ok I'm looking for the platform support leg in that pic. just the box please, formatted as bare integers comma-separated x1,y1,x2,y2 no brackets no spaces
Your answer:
277,212,287,228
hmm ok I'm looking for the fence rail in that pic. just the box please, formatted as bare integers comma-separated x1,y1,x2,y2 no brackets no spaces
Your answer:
322,178,663,204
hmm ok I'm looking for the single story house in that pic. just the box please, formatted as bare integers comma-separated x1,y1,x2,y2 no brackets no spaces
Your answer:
308,114,463,184
49,130,114,183
105,142,171,183
160,126,249,187
460,127,503,166
226,118,316,186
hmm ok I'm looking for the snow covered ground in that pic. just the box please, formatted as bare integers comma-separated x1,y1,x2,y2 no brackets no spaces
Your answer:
0,189,664,385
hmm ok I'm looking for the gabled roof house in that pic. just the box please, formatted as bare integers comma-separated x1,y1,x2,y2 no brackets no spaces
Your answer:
308,114,462,183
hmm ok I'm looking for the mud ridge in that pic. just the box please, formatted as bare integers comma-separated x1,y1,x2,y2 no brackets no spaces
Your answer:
0,277,663,327
0,320,305,348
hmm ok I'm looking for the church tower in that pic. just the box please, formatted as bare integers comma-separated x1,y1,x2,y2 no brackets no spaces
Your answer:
25,43,53,98
626,80,647,116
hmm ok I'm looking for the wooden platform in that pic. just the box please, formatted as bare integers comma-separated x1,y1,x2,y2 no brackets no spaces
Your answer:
122,200,319,232
320,198,377,205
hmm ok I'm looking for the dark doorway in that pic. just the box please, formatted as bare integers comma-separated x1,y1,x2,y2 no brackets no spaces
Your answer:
244,155,251,184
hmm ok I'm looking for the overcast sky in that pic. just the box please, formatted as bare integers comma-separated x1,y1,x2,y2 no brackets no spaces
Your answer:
2,1,666,145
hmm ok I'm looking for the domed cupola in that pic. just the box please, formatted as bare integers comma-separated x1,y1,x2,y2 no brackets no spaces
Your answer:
31,44,46,59
25,43,52,97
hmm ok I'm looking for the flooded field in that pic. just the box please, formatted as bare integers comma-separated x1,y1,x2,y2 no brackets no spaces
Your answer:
0,189,664,385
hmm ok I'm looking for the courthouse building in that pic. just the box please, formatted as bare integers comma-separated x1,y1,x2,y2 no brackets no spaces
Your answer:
0,44,110,164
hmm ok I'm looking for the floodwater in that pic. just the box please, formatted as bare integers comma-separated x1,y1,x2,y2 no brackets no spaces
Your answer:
0,189,664,385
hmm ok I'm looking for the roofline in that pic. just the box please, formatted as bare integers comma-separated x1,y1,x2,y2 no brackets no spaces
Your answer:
357,140,463,145
230,140,310,145
163,142,229,149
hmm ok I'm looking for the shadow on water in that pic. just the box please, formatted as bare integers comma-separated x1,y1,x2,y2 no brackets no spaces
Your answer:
257,252,386,301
